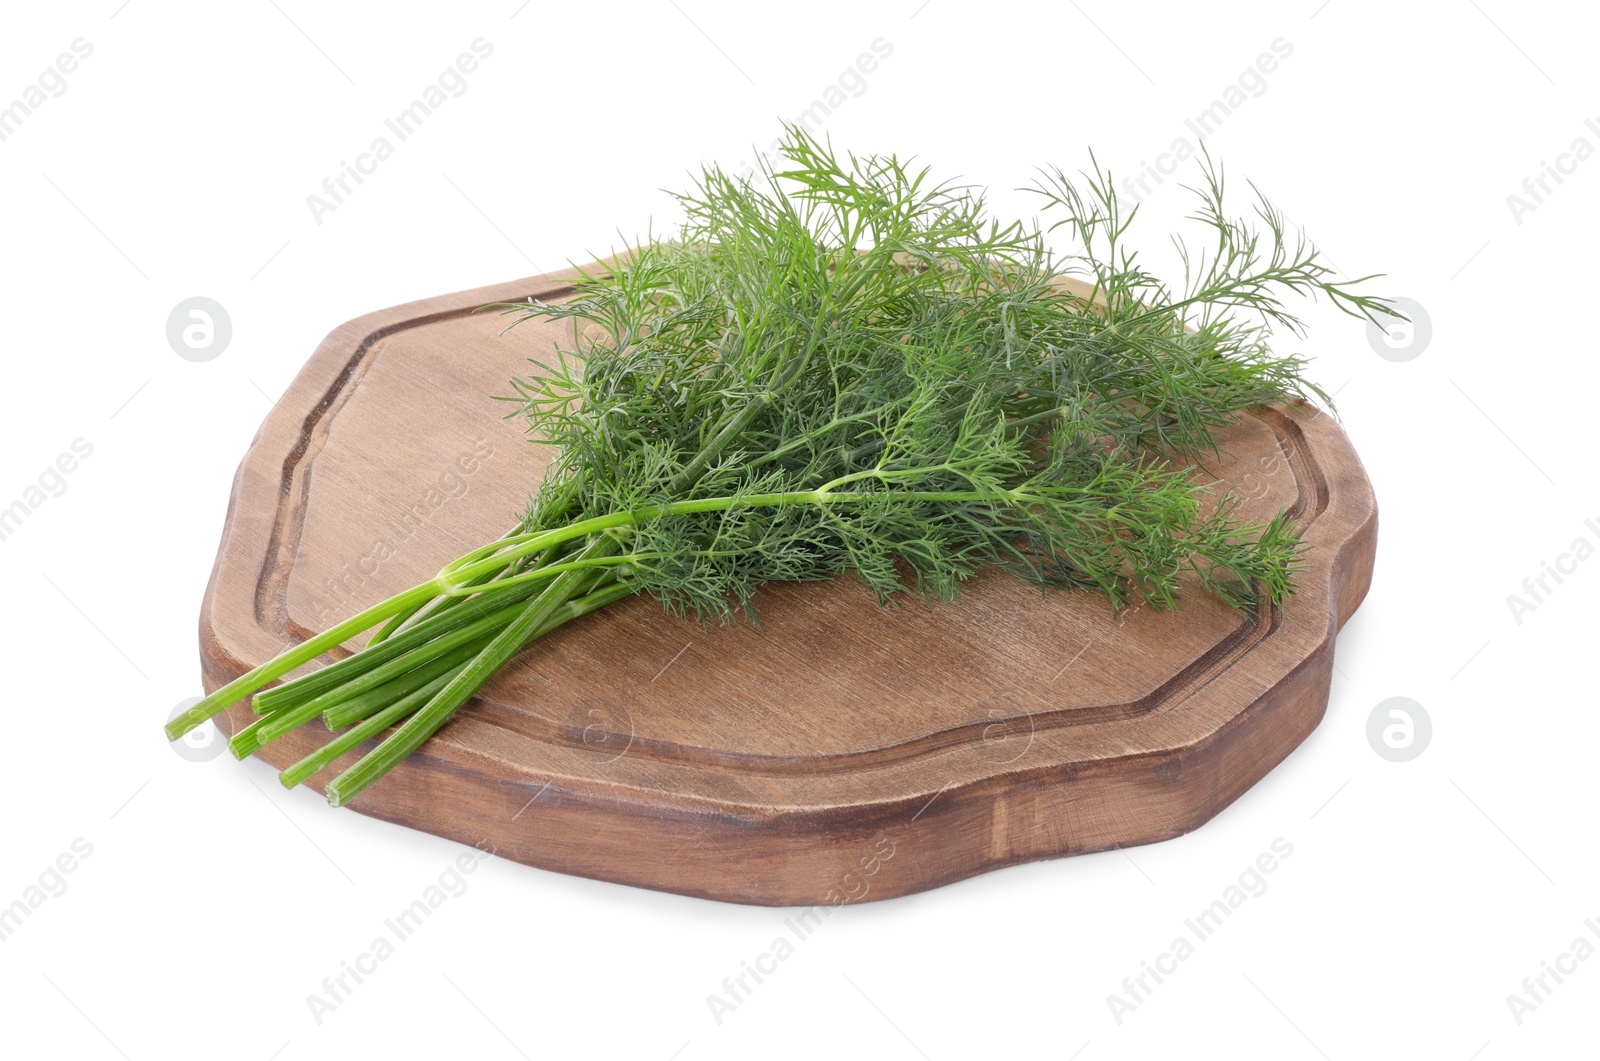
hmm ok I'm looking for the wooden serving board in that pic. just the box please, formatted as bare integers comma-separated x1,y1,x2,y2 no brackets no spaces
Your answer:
202,265,1376,906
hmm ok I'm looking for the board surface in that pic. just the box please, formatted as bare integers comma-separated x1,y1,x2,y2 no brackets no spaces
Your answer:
201,265,1377,906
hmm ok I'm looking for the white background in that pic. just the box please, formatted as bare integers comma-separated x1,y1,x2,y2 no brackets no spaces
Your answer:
1,2,1594,1058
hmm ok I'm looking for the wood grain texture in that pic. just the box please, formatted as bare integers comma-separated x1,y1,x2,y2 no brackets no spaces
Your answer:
201,265,1377,906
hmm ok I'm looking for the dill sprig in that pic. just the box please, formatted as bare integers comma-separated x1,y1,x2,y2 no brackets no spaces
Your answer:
166,126,1391,806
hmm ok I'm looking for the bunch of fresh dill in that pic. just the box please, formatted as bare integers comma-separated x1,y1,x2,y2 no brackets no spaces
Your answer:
167,127,1389,805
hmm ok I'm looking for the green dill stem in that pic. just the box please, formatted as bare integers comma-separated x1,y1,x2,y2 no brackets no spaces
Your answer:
671,392,777,492
437,551,662,597
233,635,494,760
253,583,541,715
320,639,488,730
437,530,549,576
442,481,1038,590
369,526,550,646
280,674,453,789
366,561,501,647
281,577,635,790
366,589,452,649
166,582,442,742
228,642,481,761
243,597,536,750
323,545,622,807
1005,405,1073,435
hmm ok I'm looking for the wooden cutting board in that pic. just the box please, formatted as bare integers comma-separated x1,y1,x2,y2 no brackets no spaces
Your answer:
202,264,1376,906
